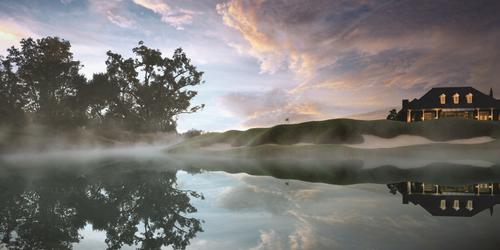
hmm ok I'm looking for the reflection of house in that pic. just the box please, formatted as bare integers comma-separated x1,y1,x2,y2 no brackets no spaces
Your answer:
388,181,500,217
396,87,500,122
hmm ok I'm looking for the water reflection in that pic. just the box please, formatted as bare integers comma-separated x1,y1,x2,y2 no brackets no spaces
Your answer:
388,181,500,217
2,156,500,249
0,164,203,249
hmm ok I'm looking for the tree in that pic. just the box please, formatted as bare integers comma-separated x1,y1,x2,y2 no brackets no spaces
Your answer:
386,109,398,120
80,73,121,126
0,57,27,126
1,37,204,133
182,129,204,138
98,41,205,132
6,37,87,128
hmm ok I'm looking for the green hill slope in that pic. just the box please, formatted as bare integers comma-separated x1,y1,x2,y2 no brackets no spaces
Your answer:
171,118,500,151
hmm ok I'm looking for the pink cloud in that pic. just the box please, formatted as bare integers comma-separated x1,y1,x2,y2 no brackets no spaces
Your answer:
216,0,500,127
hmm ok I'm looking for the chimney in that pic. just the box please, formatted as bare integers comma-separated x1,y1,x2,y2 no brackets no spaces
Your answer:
490,88,494,98
402,99,409,109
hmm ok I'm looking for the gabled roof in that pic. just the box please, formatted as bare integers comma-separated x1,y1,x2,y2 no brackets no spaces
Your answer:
407,87,500,109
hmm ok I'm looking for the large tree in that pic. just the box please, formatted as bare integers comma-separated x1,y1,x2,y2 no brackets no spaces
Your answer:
6,37,87,127
1,37,204,132
97,41,204,132
0,57,27,126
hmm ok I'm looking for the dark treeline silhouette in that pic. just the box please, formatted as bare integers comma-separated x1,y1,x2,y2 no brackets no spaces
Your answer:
0,37,204,132
0,163,204,249
386,109,397,120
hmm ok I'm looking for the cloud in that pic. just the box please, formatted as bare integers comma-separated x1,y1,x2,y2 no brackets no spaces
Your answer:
218,89,327,127
105,10,136,28
216,0,288,73
132,0,201,29
88,0,136,28
60,0,73,5
346,108,394,120
217,0,500,126
0,18,37,52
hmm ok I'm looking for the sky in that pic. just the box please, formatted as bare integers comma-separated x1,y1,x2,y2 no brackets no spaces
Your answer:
1,0,500,132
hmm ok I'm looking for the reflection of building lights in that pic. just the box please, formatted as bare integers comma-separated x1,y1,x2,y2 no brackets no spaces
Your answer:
388,181,500,217
466,200,473,211
453,200,460,211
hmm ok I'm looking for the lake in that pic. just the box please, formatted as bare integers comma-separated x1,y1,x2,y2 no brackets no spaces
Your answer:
1,146,500,250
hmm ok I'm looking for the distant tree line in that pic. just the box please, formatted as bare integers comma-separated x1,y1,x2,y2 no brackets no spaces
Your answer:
386,109,397,120
0,37,204,132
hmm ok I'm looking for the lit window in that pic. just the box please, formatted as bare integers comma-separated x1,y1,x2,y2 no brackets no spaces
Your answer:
440,200,446,210
466,200,473,211
466,93,473,104
453,93,460,104
478,111,488,120
440,94,446,104
453,200,460,211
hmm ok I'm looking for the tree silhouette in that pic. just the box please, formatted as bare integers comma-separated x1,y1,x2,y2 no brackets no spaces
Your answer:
0,168,87,249
97,41,205,132
6,37,87,128
0,57,27,126
86,166,204,250
0,37,204,133
0,164,203,250
386,109,398,120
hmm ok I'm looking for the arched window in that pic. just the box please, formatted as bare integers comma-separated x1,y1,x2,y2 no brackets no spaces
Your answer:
453,93,460,104
440,94,446,104
466,93,473,104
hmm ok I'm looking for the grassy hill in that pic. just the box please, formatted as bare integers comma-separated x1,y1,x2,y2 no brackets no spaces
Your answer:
170,118,500,151
166,119,500,184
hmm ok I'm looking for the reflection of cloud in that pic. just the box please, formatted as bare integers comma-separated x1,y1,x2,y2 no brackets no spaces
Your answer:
287,218,317,250
214,174,500,249
249,230,284,250
218,185,291,214
217,0,500,126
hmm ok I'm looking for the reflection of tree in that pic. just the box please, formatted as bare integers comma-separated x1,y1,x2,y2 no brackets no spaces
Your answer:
0,164,203,250
0,169,86,249
86,167,204,250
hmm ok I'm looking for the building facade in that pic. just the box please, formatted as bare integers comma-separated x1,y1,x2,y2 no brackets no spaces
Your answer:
396,87,500,122
388,181,500,217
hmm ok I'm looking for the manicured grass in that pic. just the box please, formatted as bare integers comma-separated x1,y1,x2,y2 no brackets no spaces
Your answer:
171,118,500,151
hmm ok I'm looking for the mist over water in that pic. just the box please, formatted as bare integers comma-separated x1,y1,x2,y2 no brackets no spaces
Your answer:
1,132,500,249
2,132,500,185
2,144,169,163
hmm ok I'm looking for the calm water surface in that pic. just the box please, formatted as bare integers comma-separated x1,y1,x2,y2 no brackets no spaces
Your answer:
1,149,500,250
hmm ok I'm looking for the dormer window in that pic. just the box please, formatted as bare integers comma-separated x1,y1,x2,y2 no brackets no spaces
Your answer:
453,93,460,104
466,93,473,104
440,94,446,104
440,199,446,210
